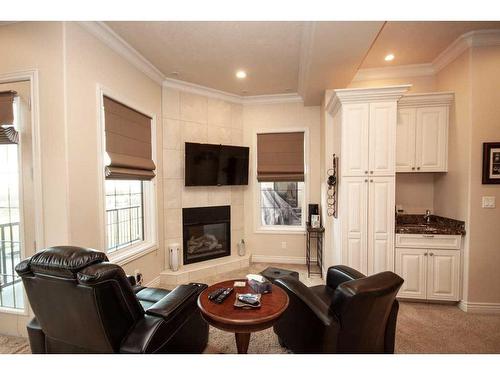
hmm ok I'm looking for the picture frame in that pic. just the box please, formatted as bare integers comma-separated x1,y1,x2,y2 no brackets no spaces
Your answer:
482,142,500,184
311,214,321,228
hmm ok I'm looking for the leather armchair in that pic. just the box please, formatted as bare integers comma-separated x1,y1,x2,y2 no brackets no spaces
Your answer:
15,246,209,353
273,265,404,354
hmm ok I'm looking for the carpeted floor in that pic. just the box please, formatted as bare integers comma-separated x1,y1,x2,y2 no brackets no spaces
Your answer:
2,262,499,354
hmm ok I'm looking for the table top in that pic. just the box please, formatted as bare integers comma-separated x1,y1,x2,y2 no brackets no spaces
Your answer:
197,279,289,327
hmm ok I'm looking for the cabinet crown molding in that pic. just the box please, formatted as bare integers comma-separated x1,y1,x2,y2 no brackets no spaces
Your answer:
326,85,411,115
398,92,455,108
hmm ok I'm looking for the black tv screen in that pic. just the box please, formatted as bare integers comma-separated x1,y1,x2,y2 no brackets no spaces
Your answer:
185,142,249,186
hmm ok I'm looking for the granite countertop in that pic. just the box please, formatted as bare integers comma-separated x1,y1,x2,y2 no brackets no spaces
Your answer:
395,214,466,236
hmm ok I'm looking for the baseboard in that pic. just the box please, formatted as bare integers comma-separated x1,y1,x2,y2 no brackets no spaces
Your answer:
251,255,316,264
145,276,160,288
458,300,500,314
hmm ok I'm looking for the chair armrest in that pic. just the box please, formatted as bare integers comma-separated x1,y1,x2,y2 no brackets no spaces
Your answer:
146,283,207,323
326,265,365,290
274,276,335,326
127,275,137,286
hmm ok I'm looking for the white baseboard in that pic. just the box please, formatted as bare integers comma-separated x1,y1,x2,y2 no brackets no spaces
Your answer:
251,255,317,264
458,300,500,314
145,276,160,288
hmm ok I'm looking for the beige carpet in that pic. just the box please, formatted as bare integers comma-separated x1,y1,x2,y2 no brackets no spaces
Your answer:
2,263,499,354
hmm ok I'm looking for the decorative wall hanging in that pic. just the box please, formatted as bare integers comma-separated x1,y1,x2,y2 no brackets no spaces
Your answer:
482,142,500,184
327,154,338,217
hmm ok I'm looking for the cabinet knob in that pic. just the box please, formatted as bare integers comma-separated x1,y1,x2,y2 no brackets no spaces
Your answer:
370,179,373,182
429,252,434,256
417,167,421,170
370,171,374,174
412,167,415,170
364,171,368,174
424,253,428,256
364,179,368,182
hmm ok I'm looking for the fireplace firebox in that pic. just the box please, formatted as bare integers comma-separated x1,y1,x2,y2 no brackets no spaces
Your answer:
182,206,231,265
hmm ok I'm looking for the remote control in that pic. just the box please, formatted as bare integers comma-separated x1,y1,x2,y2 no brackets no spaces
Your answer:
238,295,260,306
208,288,226,301
214,287,233,304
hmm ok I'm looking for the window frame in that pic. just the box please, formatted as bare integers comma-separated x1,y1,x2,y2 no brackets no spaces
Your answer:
253,128,309,234
97,86,158,265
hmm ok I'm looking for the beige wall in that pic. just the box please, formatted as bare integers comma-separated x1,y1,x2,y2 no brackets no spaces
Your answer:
243,102,321,261
162,87,245,266
63,23,163,282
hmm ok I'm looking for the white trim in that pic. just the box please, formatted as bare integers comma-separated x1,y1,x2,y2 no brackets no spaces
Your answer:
326,85,411,115
163,77,303,105
145,276,161,288
78,21,164,84
458,301,500,314
352,63,435,82
398,92,455,108
353,29,500,82
96,85,159,259
251,255,307,264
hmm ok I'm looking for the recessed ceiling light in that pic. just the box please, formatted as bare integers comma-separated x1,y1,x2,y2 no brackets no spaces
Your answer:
384,54,395,62
236,70,247,79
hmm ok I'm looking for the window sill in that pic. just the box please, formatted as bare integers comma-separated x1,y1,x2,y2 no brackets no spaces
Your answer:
107,242,158,266
0,306,28,316
254,226,306,235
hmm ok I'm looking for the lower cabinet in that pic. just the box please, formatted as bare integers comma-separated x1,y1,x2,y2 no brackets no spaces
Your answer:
395,235,461,301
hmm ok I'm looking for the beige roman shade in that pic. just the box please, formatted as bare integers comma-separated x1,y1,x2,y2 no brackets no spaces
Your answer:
0,91,19,145
103,96,156,180
257,131,305,182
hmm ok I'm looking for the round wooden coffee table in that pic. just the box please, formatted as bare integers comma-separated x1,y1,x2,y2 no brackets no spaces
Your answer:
197,279,289,354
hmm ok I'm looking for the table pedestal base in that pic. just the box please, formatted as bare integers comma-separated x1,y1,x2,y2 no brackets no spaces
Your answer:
235,332,251,354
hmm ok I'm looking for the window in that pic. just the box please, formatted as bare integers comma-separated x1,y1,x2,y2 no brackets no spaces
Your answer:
105,180,144,252
0,94,23,310
256,131,306,230
101,95,156,256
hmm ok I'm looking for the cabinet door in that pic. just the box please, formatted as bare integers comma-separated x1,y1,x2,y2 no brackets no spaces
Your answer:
415,106,448,172
396,108,416,172
369,102,397,176
395,248,427,299
341,104,369,176
427,250,460,301
367,176,395,275
342,177,368,274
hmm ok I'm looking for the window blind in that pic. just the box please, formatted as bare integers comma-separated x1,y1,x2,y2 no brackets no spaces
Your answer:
257,132,304,182
103,96,156,180
0,91,19,145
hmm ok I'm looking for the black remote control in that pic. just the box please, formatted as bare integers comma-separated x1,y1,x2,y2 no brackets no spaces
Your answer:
214,288,233,304
208,288,226,301
238,295,260,306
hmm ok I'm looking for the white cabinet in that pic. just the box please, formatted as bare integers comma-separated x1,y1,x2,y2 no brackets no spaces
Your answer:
341,101,396,177
328,86,409,276
396,93,453,173
395,234,461,301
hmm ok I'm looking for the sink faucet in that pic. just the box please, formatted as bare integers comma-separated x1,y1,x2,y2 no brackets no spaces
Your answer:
424,209,431,224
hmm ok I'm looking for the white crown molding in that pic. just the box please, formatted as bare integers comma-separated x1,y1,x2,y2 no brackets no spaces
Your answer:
163,77,303,105
77,21,165,84
326,84,411,115
353,29,500,82
399,92,455,108
352,63,435,82
459,300,500,314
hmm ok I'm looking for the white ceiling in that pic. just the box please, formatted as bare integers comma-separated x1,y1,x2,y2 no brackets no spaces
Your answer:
106,21,500,105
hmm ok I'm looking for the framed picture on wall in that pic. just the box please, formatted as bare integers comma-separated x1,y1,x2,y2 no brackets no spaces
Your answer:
482,142,500,184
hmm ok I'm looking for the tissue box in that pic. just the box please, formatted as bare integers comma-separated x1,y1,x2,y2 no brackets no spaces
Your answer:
248,278,272,294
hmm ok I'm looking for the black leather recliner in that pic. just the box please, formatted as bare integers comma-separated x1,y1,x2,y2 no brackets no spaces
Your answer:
273,265,404,354
15,246,209,353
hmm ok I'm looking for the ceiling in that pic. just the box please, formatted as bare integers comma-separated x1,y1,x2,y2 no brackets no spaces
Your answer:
106,21,500,105
361,21,500,68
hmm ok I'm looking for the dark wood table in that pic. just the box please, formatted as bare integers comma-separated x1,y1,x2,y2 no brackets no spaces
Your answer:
197,279,289,354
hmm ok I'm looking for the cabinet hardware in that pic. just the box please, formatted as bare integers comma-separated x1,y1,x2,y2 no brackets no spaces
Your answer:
370,179,373,182
364,171,368,174
370,171,374,174
429,252,434,256
364,179,368,182
412,167,415,170
417,167,421,170
424,253,428,256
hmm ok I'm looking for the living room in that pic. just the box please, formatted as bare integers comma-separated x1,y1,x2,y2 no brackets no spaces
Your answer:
0,1,499,373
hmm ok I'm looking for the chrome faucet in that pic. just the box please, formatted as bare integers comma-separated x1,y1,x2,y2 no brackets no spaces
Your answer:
424,209,432,224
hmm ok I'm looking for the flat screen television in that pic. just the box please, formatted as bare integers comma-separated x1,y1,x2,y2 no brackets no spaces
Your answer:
185,142,249,186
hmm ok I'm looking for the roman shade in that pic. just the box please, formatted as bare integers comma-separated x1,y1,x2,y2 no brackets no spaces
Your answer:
0,91,19,145
103,96,155,180
257,132,304,182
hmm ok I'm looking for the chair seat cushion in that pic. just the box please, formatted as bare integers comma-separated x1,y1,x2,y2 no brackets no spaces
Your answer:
310,285,335,305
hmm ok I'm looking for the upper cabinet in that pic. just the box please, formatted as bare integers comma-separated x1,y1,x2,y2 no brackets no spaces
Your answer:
396,92,454,173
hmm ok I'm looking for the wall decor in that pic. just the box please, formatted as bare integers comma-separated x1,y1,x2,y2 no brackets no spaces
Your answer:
327,154,338,217
482,142,500,184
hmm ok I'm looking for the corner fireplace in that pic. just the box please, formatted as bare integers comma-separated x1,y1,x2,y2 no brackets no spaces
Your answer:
182,206,231,265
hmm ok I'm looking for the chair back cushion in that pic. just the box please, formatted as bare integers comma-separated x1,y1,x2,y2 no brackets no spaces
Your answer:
330,271,403,353
16,246,144,353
